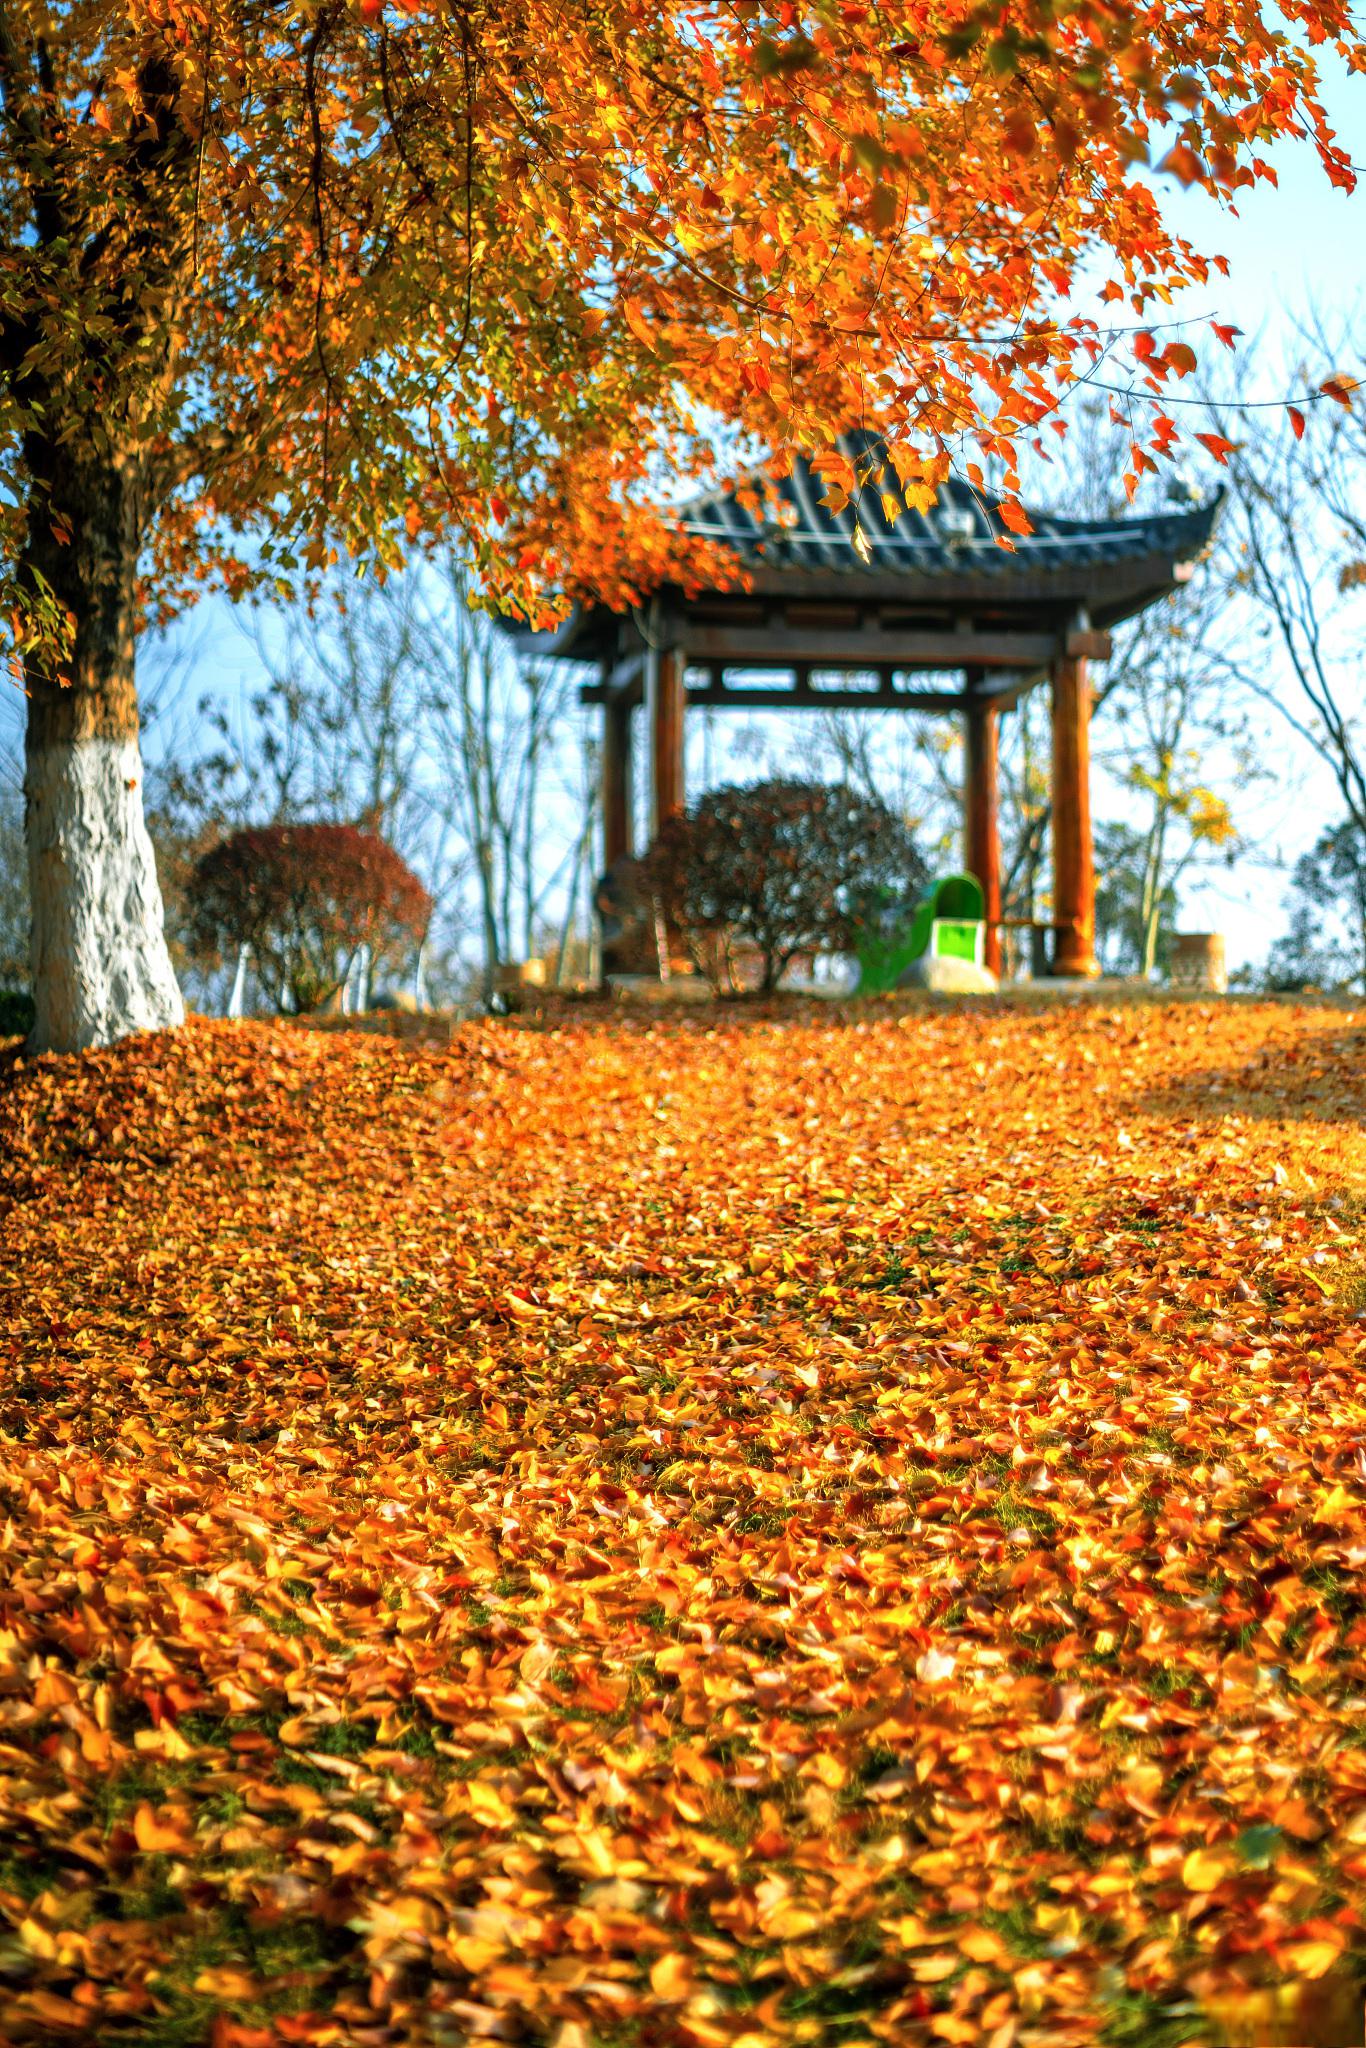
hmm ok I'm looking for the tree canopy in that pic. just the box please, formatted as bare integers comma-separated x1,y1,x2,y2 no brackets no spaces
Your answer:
4,0,1362,652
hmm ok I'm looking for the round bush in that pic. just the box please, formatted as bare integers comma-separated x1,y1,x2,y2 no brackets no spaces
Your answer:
189,823,431,1014
646,780,926,994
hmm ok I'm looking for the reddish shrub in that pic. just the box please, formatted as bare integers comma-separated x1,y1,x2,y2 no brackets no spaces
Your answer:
189,824,431,1013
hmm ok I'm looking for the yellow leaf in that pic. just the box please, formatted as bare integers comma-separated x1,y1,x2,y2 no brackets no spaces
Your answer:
650,1952,694,2000
1278,1936,1344,1979
959,1925,1009,1963
911,1953,960,1982
467,1780,516,1827
1181,1847,1230,1893
193,1967,258,1998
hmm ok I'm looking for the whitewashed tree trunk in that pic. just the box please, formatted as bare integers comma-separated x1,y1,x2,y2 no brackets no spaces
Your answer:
22,446,185,1055
228,943,250,1018
25,737,183,1051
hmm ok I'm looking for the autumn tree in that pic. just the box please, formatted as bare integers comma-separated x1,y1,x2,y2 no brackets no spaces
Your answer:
1267,820,1366,994
2,0,1361,1050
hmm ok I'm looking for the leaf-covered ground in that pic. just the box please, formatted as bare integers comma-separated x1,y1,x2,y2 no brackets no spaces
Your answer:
2,999,1366,2048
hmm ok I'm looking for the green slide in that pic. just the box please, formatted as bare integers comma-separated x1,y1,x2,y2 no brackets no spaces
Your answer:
856,874,986,994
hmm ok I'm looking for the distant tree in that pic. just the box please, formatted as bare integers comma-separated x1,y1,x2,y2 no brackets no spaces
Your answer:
150,557,584,1011
406,556,579,1009
1094,822,1181,977
1222,315,1366,850
649,781,925,995
188,825,430,1016
1266,821,1366,994
1007,397,1259,976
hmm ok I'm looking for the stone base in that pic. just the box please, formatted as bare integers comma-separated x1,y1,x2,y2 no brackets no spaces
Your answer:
898,955,1000,995
607,974,713,1004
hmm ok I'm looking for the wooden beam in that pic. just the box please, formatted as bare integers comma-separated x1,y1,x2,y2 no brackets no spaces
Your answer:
964,698,1002,977
679,685,972,712
601,692,633,869
1064,627,1113,661
604,651,646,701
734,551,1204,625
650,647,686,838
677,624,1064,668
1049,655,1100,978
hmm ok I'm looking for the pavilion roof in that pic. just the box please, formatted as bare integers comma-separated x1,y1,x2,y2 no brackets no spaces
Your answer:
508,432,1223,665
678,433,1223,587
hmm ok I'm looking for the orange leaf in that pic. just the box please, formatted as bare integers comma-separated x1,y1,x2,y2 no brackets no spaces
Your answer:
621,297,655,351
1160,143,1205,185
650,1953,694,2000
133,1803,193,1854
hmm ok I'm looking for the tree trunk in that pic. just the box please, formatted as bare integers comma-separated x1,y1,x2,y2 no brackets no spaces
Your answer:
476,836,500,1008
1139,803,1168,980
22,450,183,1054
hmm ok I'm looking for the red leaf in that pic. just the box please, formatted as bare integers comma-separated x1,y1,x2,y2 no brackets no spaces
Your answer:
1321,375,1358,408
1288,406,1306,441
1212,323,1241,350
1160,143,1205,185
1195,431,1236,464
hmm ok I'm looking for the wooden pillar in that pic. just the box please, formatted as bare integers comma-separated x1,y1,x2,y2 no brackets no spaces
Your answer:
650,647,686,839
964,695,1002,976
1049,654,1100,977
601,691,633,870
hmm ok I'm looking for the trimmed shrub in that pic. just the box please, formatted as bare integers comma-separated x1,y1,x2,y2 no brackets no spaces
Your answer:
647,780,926,994
188,824,431,1014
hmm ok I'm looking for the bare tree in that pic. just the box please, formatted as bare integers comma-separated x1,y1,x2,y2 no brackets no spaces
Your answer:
1221,313,1366,843
1096,575,1265,973
1011,398,1262,974
399,553,583,1007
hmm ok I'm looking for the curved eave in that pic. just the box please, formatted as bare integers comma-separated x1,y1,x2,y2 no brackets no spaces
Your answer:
494,482,1224,662
680,488,1224,593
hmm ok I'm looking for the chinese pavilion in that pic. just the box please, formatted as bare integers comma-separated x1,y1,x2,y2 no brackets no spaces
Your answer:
517,434,1222,979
